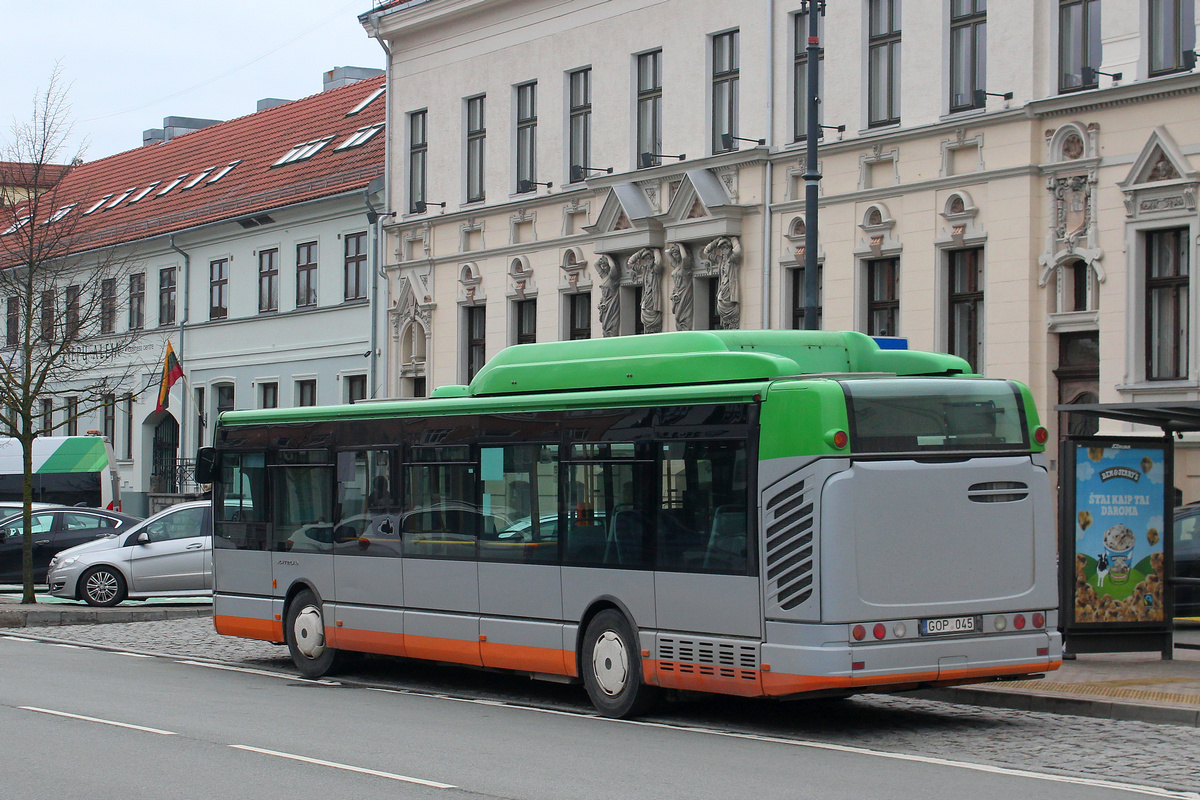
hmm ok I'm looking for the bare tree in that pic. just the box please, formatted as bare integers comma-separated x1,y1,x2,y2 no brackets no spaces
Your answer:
0,66,154,603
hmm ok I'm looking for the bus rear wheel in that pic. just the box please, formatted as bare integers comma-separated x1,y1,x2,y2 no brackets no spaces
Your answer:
285,589,343,678
581,609,660,718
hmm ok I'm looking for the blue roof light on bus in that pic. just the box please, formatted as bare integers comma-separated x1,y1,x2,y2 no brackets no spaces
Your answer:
871,337,908,350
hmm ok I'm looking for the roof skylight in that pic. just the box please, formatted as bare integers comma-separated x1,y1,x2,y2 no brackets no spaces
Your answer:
273,137,334,166
335,124,384,151
44,204,77,224
181,169,214,190
84,195,114,214
157,175,188,196
346,87,385,116
127,183,162,204
106,188,137,209
206,160,242,184
1,215,30,235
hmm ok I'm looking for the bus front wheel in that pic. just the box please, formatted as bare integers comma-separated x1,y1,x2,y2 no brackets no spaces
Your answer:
581,609,660,718
285,589,343,678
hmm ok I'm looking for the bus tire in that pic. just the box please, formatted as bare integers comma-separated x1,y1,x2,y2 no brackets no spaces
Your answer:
80,566,127,607
581,609,660,719
285,589,343,678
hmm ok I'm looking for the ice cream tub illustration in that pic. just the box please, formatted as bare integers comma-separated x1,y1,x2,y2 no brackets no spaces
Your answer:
1102,524,1136,584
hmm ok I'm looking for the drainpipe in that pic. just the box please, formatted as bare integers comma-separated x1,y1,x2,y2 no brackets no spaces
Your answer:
761,0,776,329
168,234,191,461
367,23,394,399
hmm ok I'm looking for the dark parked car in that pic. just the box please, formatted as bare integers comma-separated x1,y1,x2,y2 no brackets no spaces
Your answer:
0,506,141,583
1173,504,1200,617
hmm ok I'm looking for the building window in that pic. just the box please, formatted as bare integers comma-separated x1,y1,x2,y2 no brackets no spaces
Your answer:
793,11,824,141
129,273,145,330
950,0,987,112
516,82,538,191
1149,0,1197,76
209,259,228,320
868,0,902,126
40,290,54,342
568,68,591,182
123,394,134,459
568,292,591,340
712,30,740,153
636,50,663,167
1146,227,1189,380
1059,0,1101,91
948,248,984,371
466,95,486,203
41,399,52,435
65,396,78,436
296,242,318,308
6,297,18,347
515,298,537,344
790,266,823,329
409,111,427,214
258,248,278,313
260,382,278,409
102,394,116,442
298,380,316,407
344,232,368,301
159,268,177,326
216,384,235,415
866,258,900,336
65,285,80,341
100,279,116,335
194,387,205,442
465,305,486,380
347,374,367,403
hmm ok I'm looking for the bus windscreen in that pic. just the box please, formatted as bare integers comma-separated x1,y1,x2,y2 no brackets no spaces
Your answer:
842,378,1029,453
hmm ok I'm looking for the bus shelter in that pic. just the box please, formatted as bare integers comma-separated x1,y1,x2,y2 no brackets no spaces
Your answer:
1055,401,1200,658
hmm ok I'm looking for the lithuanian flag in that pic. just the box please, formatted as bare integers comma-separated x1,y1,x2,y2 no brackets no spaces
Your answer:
154,342,184,413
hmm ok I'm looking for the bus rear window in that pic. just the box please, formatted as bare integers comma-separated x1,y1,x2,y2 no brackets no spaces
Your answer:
842,379,1029,453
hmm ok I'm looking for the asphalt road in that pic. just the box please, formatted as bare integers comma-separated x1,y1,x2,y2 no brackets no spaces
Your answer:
2,631,1198,800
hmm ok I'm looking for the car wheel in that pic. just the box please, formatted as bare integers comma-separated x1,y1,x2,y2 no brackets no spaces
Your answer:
80,566,127,607
285,588,343,678
581,609,660,719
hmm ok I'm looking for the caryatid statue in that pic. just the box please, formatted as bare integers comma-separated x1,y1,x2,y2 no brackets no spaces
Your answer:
628,247,663,334
595,254,620,338
666,242,693,331
702,235,742,330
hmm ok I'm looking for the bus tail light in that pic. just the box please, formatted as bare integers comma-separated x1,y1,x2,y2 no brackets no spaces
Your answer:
1032,612,1045,628
1014,614,1026,630
872,623,886,640
1034,426,1049,445
827,429,849,449
994,615,1007,631
852,624,866,641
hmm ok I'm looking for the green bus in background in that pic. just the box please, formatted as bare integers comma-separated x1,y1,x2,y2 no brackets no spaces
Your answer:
0,436,122,510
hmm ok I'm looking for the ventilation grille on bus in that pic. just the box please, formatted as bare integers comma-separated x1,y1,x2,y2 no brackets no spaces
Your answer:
657,636,758,680
765,479,815,611
967,481,1029,503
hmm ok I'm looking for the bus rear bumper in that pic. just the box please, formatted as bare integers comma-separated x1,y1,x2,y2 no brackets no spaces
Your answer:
760,629,1062,698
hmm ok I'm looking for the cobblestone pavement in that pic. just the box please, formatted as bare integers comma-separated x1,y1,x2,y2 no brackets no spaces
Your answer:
15,618,1200,795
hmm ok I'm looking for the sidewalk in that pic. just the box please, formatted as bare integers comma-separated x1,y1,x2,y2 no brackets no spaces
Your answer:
4,587,1198,727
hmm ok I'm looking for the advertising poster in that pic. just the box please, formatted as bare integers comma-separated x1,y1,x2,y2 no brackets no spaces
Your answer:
1072,443,1167,625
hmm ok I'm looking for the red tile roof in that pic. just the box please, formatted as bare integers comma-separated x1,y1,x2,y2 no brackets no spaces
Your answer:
23,75,385,254
0,161,72,191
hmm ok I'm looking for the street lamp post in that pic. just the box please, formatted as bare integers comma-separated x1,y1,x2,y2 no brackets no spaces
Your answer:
802,0,825,330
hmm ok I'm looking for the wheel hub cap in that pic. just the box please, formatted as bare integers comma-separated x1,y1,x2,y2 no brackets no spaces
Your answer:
293,605,326,659
591,630,629,696
86,572,118,603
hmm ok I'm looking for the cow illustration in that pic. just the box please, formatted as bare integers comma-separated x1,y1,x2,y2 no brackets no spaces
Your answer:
1096,552,1109,588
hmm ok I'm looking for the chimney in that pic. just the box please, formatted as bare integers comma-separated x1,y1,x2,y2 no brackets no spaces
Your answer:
322,66,384,92
142,115,222,147
257,98,291,112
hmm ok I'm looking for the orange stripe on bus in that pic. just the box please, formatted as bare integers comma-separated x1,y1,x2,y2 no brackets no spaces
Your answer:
328,627,407,658
649,660,763,696
481,641,572,676
213,615,283,643
403,634,484,667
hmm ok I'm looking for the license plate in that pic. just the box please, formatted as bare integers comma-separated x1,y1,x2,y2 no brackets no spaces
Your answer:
920,615,977,636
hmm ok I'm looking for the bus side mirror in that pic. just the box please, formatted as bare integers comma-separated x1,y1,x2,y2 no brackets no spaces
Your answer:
195,447,219,484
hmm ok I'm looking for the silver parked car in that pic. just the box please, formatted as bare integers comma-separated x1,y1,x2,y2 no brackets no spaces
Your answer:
46,500,212,606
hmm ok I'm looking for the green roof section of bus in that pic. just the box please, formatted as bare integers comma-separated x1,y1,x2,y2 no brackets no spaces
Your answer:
462,330,971,397
38,436,110,473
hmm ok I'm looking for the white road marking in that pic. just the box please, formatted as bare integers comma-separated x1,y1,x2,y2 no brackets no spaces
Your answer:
50,643,80,649
1,635,34,641
114,651,153,658
364,688,1200,800
230,745,455,789
20,706,176,736
175,660,339,684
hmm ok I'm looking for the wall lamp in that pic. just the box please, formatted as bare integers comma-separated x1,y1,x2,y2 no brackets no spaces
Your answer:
366,209,395,225
819,124,847,140
973,89,1014,107
1081,66,1122,84
569,165,613,183
412,200,446,214
639,151,686,169
720,134,766,150
517,179,553,193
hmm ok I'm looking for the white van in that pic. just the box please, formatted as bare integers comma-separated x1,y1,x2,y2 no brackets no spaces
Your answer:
0,436,122,510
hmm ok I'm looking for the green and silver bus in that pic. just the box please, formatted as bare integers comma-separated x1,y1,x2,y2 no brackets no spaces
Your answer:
0,435,122,510
201,330,1060,717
